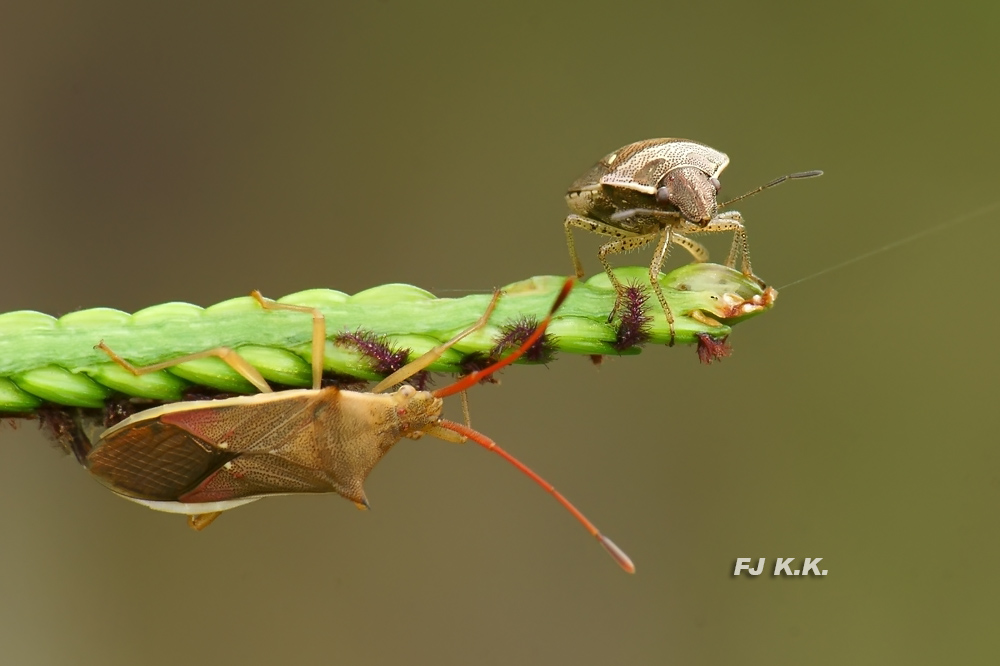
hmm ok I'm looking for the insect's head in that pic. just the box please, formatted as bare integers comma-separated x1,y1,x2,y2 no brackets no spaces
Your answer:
391,384,443,436
655,165,721,225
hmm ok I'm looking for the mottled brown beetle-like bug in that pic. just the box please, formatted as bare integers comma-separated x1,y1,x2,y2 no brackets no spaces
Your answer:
565,138,821,341
85,280,634,573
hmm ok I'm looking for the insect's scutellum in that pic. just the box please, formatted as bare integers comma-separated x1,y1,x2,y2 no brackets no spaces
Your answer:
84,277,635,573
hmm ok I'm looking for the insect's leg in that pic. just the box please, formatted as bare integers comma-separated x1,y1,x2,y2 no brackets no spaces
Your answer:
692,212,759,281
670,234,710,263
424,423,466,443
461,390,472,429
564,215,638,280
371,290,503,394
188,512,222,530
431,277,574,399
610,208,684,226
595,232,659,323
250,291,326,390
596,240,628,322
647,227,676,345
419,391,475,444
563,217,586,279
95,341,271,394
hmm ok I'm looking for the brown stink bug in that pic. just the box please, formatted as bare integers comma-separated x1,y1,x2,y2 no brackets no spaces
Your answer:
564,138,821,342
85,279,635,573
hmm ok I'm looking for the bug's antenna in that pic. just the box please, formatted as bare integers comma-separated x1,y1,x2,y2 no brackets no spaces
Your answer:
432,277,575,399
429,276,635,571
719,170,823,209
435,418,635,573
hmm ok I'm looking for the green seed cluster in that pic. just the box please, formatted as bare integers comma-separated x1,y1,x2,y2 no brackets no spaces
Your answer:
0,264,773,412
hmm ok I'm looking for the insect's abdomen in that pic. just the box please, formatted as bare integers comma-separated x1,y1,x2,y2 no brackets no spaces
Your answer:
87,421,236,501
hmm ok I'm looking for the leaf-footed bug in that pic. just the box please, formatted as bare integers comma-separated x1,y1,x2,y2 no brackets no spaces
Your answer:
86,278,635,573
564,137,821,342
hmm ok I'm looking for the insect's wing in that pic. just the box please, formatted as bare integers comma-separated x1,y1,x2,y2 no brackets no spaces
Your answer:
87,389,347,504
87,414,237,501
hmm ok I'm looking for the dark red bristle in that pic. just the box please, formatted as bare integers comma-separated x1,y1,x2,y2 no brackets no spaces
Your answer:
335,329,412,376
490,317,556,364
103,395,138,428
320,374,370,391
410,371,432,391
696,333,732,364
459,353,499,385
613,281,653,351
182,386,242,401
35,405,102,464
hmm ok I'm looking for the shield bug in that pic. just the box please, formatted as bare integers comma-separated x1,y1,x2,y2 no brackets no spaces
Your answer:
564,138,821,341
85,279,635,573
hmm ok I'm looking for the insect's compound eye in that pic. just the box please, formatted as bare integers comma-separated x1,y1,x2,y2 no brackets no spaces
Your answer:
655,185,671,204
399,385,416,398
710,177,721,192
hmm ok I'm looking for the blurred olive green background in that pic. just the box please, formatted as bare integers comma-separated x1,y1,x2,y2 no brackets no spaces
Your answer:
2,2,999,664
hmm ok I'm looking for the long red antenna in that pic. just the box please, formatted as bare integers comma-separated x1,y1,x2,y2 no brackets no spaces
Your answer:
436,418,635,573
433,277,575,399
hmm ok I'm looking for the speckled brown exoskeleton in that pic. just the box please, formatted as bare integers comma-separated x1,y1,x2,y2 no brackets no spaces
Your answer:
564,138,821,342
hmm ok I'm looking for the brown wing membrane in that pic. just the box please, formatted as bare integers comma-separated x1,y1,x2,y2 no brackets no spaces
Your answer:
86,419,237,501
165,388,366,503
177,453,342,503
88,388,374,505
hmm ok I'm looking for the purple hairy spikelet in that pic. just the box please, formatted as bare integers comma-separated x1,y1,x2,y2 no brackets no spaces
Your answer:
458,352,499,385
319,374,370,391
613,281,652,351
334,329,411,376
409,371,432,391
696,333,732,364
490,316,556,364
36,406,97,464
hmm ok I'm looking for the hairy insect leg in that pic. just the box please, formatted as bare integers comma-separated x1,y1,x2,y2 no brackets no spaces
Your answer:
371,290,503,394
564,214,638,279
94,341,272,394
647,227,677,345
251,291,326,390
608,208,683,226
428,419,635,573
670,234,710,263
595,232,659,323
425,423,465,443
188,512,222,530
563,218,587,279
460,390,472,429
686,211,762,285
430,390,473,444
432,277,574,398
